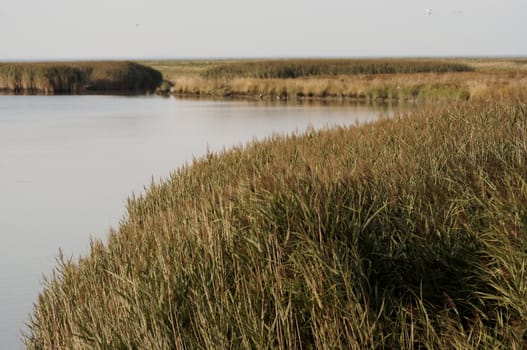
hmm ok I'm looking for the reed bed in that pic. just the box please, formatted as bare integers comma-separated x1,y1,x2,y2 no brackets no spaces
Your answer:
200,59,474,79
170,74,470,101
24,89,527,349
170,71,527,102
0,61,162,93
144,59,527,102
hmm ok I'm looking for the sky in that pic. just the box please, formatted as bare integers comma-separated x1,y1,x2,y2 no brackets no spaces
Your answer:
0,0,525,61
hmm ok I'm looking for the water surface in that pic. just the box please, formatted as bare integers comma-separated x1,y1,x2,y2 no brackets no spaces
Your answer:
0,95,391,348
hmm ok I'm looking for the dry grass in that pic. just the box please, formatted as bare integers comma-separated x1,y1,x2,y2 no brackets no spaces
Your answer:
24,88,527,349
167,71,527,102
142,58,527,102
0,61,162,93
139,59,234,83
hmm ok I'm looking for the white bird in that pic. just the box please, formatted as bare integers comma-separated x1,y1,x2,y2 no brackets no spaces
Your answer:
425,8,432,15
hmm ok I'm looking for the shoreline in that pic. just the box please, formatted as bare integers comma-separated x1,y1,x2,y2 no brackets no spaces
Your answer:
0,61,162,94
170,90,458,104
144,58,527,103
25,91,527,348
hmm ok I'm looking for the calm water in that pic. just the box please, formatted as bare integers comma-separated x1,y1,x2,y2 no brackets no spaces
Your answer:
0,95,391,348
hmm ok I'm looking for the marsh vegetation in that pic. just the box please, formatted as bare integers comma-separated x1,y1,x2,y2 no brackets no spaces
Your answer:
144,58,527,102
24,87,527,348
0,61,162,94
199,59,474,79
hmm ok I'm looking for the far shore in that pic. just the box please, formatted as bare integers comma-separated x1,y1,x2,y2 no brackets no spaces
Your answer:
144,58,527,103
0,61,162,94
2,58,526,104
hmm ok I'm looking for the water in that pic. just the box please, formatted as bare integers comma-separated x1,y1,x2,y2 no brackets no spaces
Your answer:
0,95,390,348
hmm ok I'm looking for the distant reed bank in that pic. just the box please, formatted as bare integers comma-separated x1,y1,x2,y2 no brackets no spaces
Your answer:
0,61,162,93
143,58,527,102
200,59,474,79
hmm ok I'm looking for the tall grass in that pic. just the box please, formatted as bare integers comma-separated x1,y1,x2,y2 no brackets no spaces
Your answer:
170,74,482,101
24,91,527,349
145,58,526,102
141,58,527,102
201,59,474,79
0,61,162,93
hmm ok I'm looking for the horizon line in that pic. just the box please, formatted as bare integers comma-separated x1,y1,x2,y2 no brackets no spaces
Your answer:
1,54,527,63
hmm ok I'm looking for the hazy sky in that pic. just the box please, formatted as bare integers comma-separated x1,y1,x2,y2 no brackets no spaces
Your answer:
0,0,525,60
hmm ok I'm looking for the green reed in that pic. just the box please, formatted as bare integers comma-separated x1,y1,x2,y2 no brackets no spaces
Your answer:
201,59,474,79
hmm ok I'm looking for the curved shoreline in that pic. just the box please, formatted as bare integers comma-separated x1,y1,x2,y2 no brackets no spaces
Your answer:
24,90,527,349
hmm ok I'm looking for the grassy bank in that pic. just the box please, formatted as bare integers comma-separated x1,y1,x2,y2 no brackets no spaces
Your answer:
25,90,527,348
144,58,527,101
0,61,162,94
199,59,474,79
